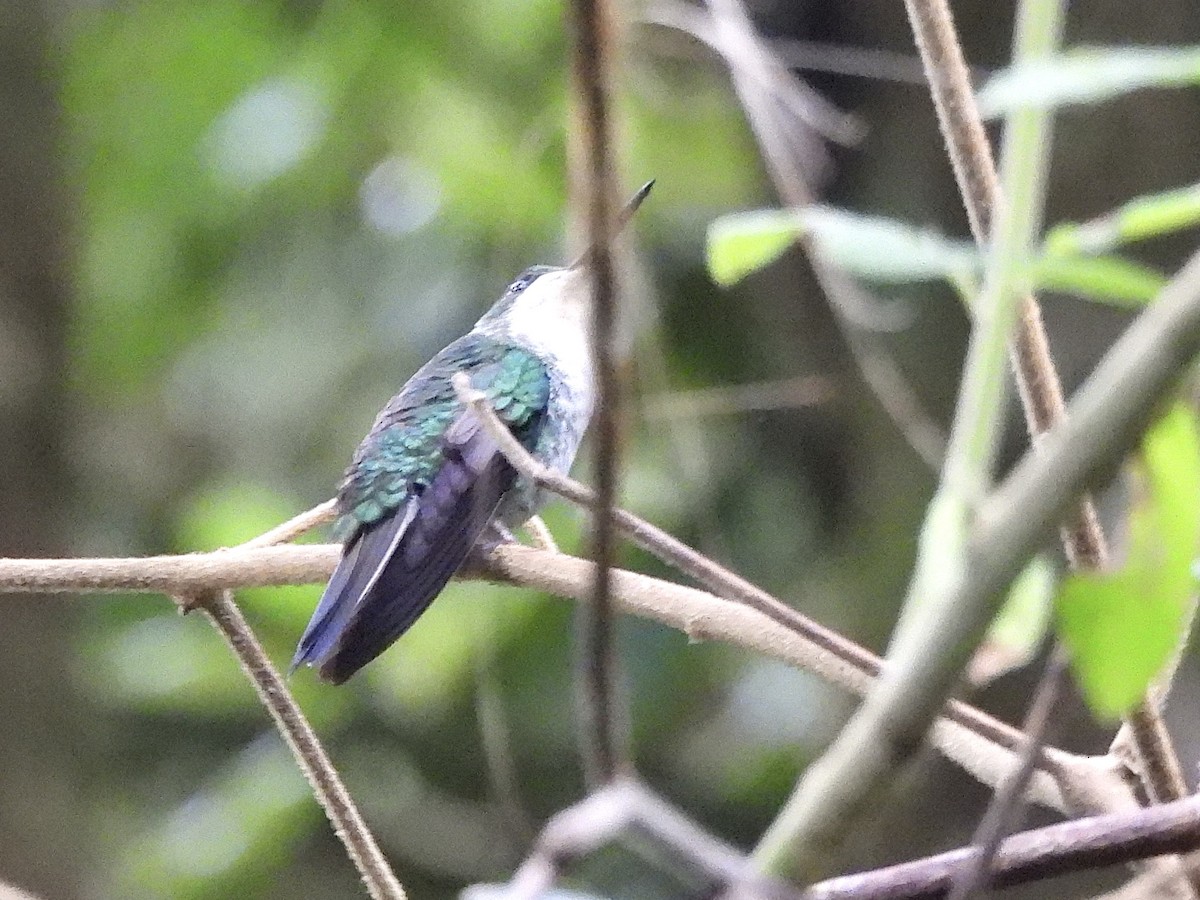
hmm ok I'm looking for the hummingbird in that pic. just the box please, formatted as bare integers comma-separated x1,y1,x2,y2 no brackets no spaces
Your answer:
292,182,652,684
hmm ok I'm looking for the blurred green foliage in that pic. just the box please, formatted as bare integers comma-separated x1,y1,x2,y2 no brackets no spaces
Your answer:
1057,406,1200,718
41,0,1200,897
56,2,811,897
707,205,1167,305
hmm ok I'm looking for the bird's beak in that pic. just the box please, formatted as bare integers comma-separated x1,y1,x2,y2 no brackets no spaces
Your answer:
569,179,654,271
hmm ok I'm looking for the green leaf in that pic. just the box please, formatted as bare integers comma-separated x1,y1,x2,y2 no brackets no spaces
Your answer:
1056,406,1200,719
707,207,979,287
706,210,803,286
797,207,980,282
1045,183,1200,256
1033,254,1167,307
969,555,1057,686
979,46,1200,117
708,206,1165,307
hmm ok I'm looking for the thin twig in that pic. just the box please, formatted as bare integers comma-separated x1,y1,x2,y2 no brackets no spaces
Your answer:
946,643,1071,900
901,0,1191,822
466,777,804,900
182,590,406,900
643,374,836,420
804,791,1200,900
246,499,337,547
568,0,626,787
450,373,1025,756
644,1,866,147
1125,699,1192,805
698,0,947,468
0,539,1081,813
524,515,559,553
184,505,404,899
770,37,973,87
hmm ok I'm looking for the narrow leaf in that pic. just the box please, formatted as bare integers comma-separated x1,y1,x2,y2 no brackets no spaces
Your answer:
794,207,978,282
980,46,1200,116
708,206,1168,307
1033,254,1167,307
1045,183,1200,256
968,555,1057,686
1056,406,1200,718
706,210,802,286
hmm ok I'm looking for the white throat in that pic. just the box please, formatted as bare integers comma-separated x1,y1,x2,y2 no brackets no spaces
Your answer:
481,269,593,393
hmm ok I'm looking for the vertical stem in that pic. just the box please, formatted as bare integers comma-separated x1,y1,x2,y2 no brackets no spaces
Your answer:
902,0,1190,822
568,0,627,786
751,0,1067,880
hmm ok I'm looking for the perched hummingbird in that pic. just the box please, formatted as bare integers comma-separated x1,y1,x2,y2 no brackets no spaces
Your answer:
292,182,652,684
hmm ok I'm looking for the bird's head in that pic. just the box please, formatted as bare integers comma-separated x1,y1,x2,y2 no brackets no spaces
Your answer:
472,181,653,348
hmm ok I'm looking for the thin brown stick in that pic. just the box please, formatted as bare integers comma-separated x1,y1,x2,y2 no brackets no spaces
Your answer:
247,499,337,547
185,505,404,899
0,539,1080,812
946,643,1071,900
901,0,1190,821
568,0,626,787
450,373,1027,756
804,792,1200,900
183,590,405,900
1126,700,1191,804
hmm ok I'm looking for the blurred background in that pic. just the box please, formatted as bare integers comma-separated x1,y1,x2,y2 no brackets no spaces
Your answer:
2,0,1199,897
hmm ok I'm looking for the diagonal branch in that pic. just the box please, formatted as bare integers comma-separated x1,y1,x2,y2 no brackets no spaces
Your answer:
945,643,1071,900
171,509,403,900
804,791,1200,900
751,241,1200,880
450,373,1032,758
182,589,405,900
901,0,1190,815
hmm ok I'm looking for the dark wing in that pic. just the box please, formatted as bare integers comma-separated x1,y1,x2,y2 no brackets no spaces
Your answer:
292,342,549,684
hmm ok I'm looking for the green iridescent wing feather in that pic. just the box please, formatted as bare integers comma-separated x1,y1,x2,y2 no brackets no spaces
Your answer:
335,335,550,536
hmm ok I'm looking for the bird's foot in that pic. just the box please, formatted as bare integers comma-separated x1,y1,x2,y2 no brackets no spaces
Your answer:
524,515,558,552
475,522,518,554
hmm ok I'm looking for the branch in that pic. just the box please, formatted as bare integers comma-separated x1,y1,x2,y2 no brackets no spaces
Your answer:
946,643,1070,900
751,242,1200,880
804,792,1200,900
568,0,626,787
450,373,1039,762
0,540,1074,812
171,506,404,900
901,0,1190,817
465,777,804,900
183,590,405,900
